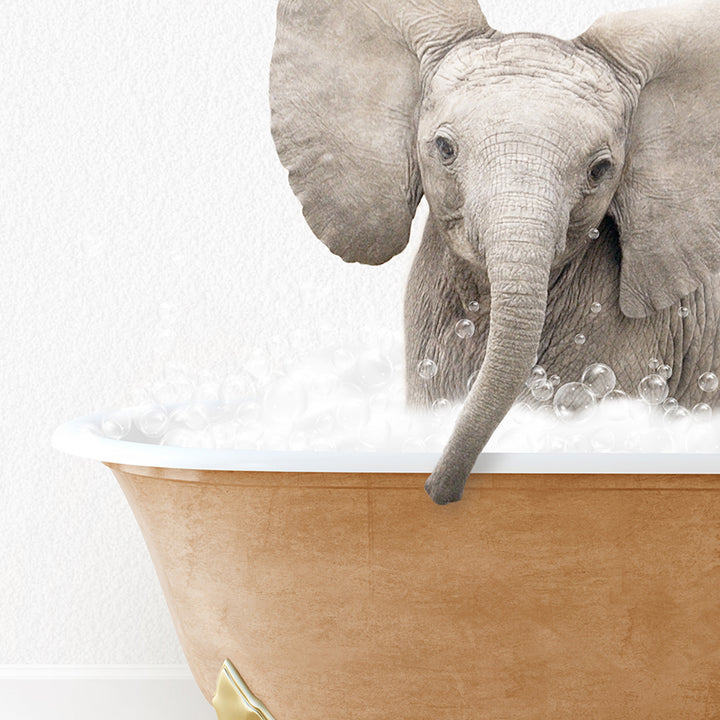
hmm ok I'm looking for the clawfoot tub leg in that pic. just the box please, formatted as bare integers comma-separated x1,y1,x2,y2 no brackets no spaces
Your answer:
212,660,276,720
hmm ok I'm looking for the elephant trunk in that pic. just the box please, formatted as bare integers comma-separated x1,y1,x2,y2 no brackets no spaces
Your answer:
425,191,565,504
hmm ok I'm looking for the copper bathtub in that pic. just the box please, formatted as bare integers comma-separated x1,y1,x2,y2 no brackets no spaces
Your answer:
53,413,720,719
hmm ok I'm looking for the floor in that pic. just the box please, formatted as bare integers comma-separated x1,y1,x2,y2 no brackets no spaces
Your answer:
0,671,216,720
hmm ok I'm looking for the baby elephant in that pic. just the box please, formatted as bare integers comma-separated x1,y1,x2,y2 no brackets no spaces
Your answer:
269,1,720,504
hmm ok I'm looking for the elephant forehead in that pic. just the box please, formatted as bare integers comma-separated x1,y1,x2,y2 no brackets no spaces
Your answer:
430,34,621,108
422,36,627,143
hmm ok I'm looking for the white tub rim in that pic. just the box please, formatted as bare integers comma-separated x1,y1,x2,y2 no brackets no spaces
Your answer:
51,409,720,474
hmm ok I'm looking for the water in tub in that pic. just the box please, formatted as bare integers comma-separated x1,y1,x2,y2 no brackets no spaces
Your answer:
93,334,720,454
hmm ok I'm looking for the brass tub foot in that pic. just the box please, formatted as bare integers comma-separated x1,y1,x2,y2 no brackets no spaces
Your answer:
212,660,277,720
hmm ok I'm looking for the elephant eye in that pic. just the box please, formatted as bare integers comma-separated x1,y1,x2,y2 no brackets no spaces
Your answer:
588,157,613,185
435,135,457,164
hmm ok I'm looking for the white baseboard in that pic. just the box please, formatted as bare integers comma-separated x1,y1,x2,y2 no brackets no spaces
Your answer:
0,666,217,720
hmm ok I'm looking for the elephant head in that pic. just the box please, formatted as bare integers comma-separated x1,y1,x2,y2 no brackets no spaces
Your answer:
269,0,720,503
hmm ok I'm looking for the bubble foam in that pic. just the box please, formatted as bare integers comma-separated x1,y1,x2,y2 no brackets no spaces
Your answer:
91,342,720,454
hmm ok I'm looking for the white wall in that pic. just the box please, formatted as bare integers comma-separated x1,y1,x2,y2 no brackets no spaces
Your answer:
1,0,670,692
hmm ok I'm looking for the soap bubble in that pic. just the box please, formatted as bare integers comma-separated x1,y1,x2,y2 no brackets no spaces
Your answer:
698,372,719,393
531,380,554,402
638,374,669,405
678,306,690,318
356,349,393,390
129,385,153,406
187,430,215,449
171,373,195,401
160,428,197,448
623,427,665,453
335,395,370,432
658,364,672,380
581,363,616,398
553,382,596,422
417,358,438,380
601,390,629,420
466,370,479,392
506,403,533,424
467,300,480,313
535,431,566,453
306,411,335,436
76,420,104,441
359,419,393,450
220,373,256,405
565,433,592,452
211,420,243,449
136,404,169,438
603,388,627,403
548,374,560,387
234,423,263,449
687,428,719,452
263,377,308,426
623,427,673,453
663,404,686,421
305,361,340,397
263,429,292,451
236,399,261,425
627,398,653,422
454,319,475,339
574,333,586,345
489,426,533,452
368,391,390,415
663,397,679,413
288,430,310,452
590,302,602,314
171,403,209,431
534,404,557,421
590,428,616,452
424,425,453,451
101,409,132,440
308,436,337,452
526,365,546,389
647,358,660,372
664,405,691,432
431,398,452,416
332,347,356,373
692,402,713,421
588,227,600,239
406,410,436,439
150,378,183,405
685,424,719,452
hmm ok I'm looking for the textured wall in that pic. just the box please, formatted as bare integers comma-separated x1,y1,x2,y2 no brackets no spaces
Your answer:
1,0,670,664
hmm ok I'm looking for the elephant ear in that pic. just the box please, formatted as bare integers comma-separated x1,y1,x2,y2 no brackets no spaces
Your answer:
578,2,720,318
269,0,491,265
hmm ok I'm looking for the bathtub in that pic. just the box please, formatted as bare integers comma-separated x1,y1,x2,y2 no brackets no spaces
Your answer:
53,410,720,719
